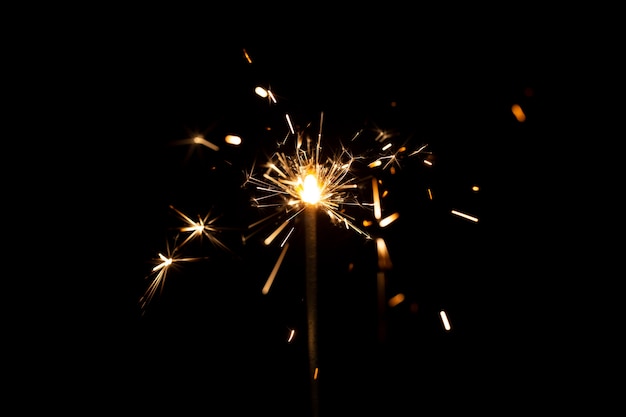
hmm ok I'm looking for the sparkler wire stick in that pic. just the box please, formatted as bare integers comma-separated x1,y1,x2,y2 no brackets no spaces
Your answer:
305,204,319,417
306,110,323,417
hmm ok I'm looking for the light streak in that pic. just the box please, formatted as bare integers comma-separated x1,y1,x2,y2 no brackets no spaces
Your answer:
375,237,392,271
261,242,290,295
254,85,277,104
378,212,399,228
171,134,220,151
242,48,252,64
451,209,479,223
388,293,405,307
439,310,452,331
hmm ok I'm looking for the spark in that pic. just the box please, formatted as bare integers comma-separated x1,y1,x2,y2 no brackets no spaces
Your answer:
261,242,290,295
169,205,232,252
511,103,526,122
439,310,452,331
225,135,242,146
375,237,392,270
451,209,479,223
172,134,220,151
245,111,373,292
378,212,400,228
242,48,253,64
254,85,278,105
139,236,207,313
287,328,296,343
388,293,405,308
364,127,430,172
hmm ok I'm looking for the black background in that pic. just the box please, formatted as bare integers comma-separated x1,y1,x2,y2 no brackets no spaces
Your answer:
13,7,603,416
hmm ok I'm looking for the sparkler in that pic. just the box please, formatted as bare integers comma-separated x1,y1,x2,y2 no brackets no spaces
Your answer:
243,111,372,417
241,82,450,415
139,47,483,415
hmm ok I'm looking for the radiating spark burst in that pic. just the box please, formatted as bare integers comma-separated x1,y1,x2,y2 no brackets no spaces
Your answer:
357,123,431,174
243,111,373,293
169,205,233,253
139,236,207,314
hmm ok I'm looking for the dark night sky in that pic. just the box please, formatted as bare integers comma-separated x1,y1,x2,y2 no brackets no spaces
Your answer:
16,10,600,415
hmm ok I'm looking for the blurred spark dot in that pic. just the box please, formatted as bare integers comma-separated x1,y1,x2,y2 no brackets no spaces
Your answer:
388,293,405,307
511,103,526,122
254,86,268,98
225,134,242,146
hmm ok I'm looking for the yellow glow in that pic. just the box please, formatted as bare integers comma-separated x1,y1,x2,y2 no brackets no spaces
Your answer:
225,135,241,145
472,185,479,192
512,103,526,122
300,173,321,204
254,86,268,98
